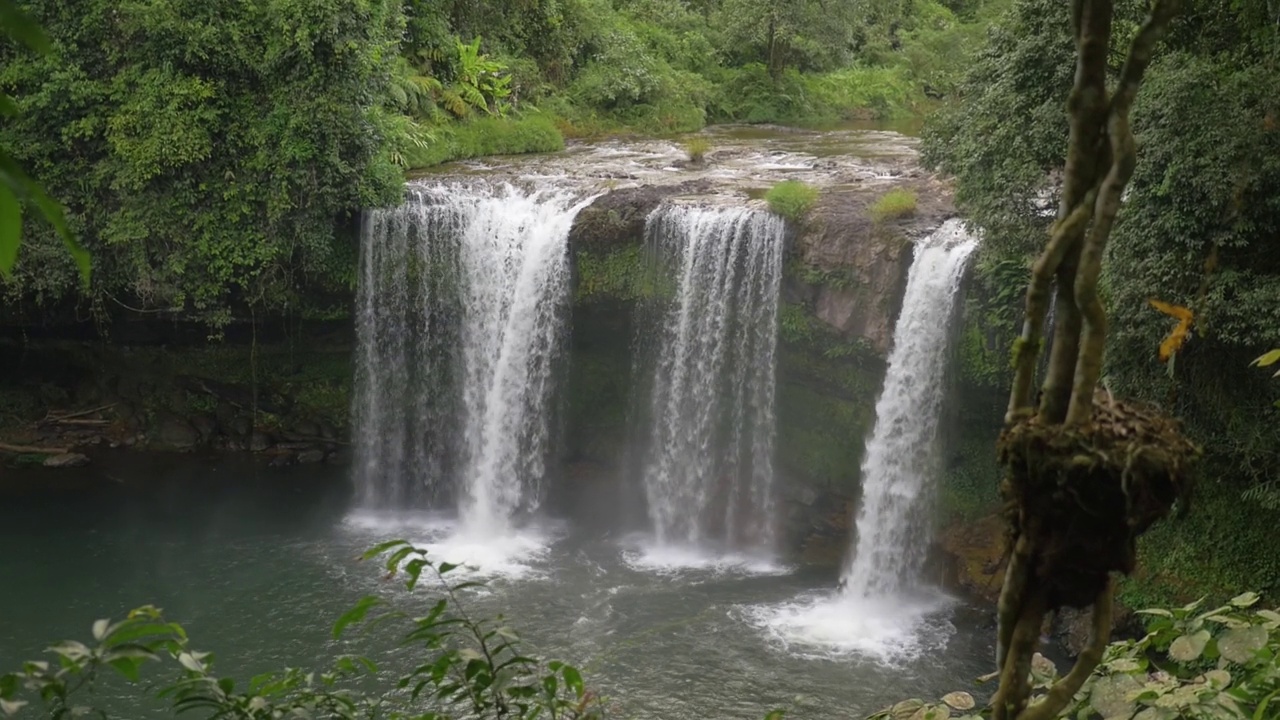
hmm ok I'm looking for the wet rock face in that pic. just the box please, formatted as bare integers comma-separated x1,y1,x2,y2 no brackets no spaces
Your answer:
789,177,956,354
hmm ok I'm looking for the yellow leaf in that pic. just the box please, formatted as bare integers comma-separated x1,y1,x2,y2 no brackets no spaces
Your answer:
1149,299,1194,363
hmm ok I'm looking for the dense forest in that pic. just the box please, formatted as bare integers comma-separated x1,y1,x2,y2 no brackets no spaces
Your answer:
0,0,997,325
924,0,1280,607
3,0,1280,717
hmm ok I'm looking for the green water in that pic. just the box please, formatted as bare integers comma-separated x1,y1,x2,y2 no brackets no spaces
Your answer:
0,454,995,718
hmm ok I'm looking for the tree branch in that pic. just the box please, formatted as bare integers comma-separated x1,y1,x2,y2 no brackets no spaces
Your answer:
1065,0,1180,426
1007,193,1097,420
992,586,1048,720
1019,579,1114,720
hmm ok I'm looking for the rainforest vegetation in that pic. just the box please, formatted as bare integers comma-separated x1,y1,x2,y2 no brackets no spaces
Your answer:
0,0,999,324
2,0,1280,715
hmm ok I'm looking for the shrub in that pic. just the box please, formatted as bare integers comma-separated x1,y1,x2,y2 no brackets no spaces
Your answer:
684,136,712,163
870,592,1280,720
765,181,820,221
868,188,918,222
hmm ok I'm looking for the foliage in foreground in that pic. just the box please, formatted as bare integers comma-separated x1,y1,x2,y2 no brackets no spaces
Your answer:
765,181,819,222
873,592,1280,720
0,541,600,720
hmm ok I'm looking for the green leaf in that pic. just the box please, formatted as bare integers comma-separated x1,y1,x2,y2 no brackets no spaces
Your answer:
0,186,20,275
764,711,786,720
1169,630,1211,662
333,596,382,639
361,539,410,561
1229,592,1260,608
562,665,584,698
438,562,459,575
1218,625,1267,664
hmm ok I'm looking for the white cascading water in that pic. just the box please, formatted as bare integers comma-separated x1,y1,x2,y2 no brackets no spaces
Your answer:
745,219,976,660
353,183,594,535
842,218,978,596
638,205,785,552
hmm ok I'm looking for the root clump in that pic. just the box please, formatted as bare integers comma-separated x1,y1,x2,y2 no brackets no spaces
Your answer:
998,397,1200,611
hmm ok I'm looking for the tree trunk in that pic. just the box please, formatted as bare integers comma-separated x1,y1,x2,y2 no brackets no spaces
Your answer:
994,0,1179,717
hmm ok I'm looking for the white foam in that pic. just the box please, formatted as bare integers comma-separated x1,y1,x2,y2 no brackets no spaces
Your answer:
341,510,554,581
619,536,790,577
743,590,956,665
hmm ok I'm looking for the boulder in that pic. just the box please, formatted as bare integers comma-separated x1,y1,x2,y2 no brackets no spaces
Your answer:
43,453,90,469
249,430,272,453
152,413,201,451
297,448,326,464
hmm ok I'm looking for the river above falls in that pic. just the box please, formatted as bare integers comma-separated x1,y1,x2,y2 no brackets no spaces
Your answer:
0,455,995,718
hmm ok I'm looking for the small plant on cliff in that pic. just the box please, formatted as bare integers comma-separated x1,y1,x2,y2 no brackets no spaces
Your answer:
684,137,712,164
765,181,819,221
868,188,918,222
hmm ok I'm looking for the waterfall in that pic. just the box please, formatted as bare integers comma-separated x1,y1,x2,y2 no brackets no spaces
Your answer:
353,183,593,533
843,219,977,596
638,205,785,550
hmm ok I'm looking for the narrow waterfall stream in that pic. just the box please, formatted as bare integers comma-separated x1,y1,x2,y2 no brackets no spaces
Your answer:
747,219,977,660
353,183,593,535
635,205,785,558
843,218,979,595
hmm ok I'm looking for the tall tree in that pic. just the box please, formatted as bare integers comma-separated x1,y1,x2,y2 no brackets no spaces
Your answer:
990,0,1197,718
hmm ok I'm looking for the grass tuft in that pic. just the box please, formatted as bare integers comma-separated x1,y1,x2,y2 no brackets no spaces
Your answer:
684,136,712,164
868,188,918,222
765,181,820,221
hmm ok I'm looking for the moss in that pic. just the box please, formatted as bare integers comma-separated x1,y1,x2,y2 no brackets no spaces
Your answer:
868,188,918,222
774,311,885,494
765,181,820,221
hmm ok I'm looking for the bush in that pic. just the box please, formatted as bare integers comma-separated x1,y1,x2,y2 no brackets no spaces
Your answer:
871,592,1280,720
765,181,820,221
405,114,565,168
684,136,711,163
869,188,918,221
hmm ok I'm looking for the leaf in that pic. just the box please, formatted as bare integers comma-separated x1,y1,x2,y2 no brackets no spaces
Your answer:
1090,675,1142,718
562,665,584,698
890,699,925,720
0,186,21,275
1168,630,1211,662
1218,625,1267,664
177,652,204,673
764,711,786,720
333,596,382,639
1229,592,1260,608
1203,669,1231,688
1251,350,1280,368
0,699,27,716
92,619,109,641
941,692,975,710
361,540,410,561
